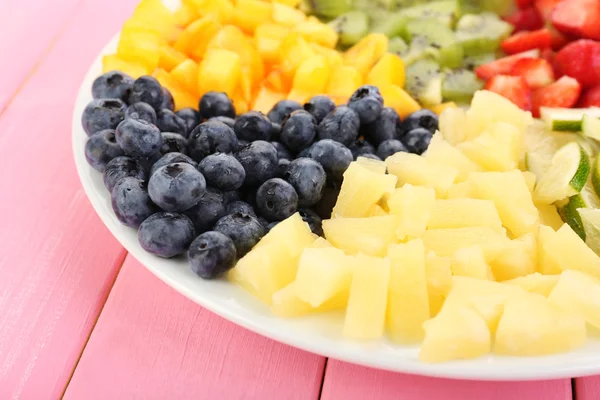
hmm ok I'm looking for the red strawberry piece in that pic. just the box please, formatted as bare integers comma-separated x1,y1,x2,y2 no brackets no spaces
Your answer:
501,29,552,54
547,24,571,50
531,75,581,117
541,48,563,78
535,0,563,21
517,0,534,8
510,58,555,88
551,0,600,41
555,39,600,87
504,7,544,32
475,50,540,81
578,83,600,107
484,75,533,111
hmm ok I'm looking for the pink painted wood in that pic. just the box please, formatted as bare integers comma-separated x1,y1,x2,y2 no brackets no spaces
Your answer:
64,257,326,400
0,0,139,398
576,377,600,400
321,361,573,400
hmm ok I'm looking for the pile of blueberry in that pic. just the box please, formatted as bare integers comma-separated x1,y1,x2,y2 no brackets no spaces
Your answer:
83,70,438,280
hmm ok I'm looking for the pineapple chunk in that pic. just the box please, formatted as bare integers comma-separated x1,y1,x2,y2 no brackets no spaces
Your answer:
491,234,537,281
356,156,386,174
323,215,398,257
538,204,564,231
294,247,354,307
445,181,474,199
466,90,532,140
386,239,429,343
420,305,491,363
369,204,388,217
538,225,564,275
343,255,391,340
522,171,537,194
197,49,242,98
458,122,522,172
326,65,363,102
379,85,421,119
495,292,587,356
386,152,459,197
310,237,333,248
425,252,452,317
272,281,349,317
542,223,600,279
451,246,495,280
366,53,405,89
421,227,509,261
427,199,503,232
386,185,436,240
343,33,389,76
548,270,600,329
425,132,483,182
468,171,539,238
257,213,315,250
505,272,560,296
439,106,468,145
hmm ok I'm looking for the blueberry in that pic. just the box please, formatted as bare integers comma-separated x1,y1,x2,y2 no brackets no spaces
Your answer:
400,109,439,136
403,128,433,155
284,158,326,207
348,139,376,159
138,212,196,258
176,108,200,133
85,129,125,172
298,208,323,236
103,156,146,192
296,145,312,159
271,141,293,160
256,178,298,222
226,200,257,217
188,231,237,279
92,71,134,101
115,118,162,159
270,123,282,142
377,139,408,160
156,109,188,138
304,95,335,123
277,158,290,178
184,187,227,233
348,85,384,125
160,132,188,155
307,139,353,182
82,99,126,136
150,152,197,177
214,213,265,257
148,163,206,212
267,100,303,124
234,111,272,142
314,182,340,219
188,120,238,162
161,87,175,111
197,153,246,191
317,106,360,146
128,76,164,110
111,177,156,228
199,91,235,119
210,116,236,129
358,153,382,161
240,186,258,207
125,102,157,124
237,139,250,151
222,190,241,203
280,110,317,153
360,107,401,147
234,141,278,187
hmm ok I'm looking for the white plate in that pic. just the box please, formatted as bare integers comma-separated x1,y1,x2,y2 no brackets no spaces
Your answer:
72,16,600,382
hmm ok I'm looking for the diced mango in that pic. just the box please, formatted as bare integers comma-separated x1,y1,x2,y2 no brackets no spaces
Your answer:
380,85,421,119
131,0,176,38
158,45,187,72
326,65,363,100
310,43,343,70
272,3,306,27
279,34,315,80
232,95,249,115
273,0,301,7
197,0,235,24
429,102,457,115
366,53,405,89
197,49,242,98
292,55,330,96
233,0,273,33
344,33,388,76
173,4,198,27
170,59,199,95
252,85,285,114
102,55,148,78
173,15,221,60
265,69,290,93
254,24,290,65
293,17,338,49
117,33,160,72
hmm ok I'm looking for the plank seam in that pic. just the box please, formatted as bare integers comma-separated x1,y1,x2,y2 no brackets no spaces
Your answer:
572,378,577,400
318,358,329,400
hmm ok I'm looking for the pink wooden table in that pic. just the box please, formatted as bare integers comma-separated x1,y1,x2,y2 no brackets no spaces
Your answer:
1,1,599,399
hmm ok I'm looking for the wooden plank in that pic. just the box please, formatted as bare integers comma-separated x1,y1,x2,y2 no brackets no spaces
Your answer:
575,377,600,400
64,257,326,400
321,361,572,400
0,0,140,398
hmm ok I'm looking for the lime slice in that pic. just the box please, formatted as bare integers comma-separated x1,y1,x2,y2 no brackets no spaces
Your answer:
557,181,600,240
578,208,600,255
534,142,590,204
582,114,600,141
540,107,600,132
593,156,600,198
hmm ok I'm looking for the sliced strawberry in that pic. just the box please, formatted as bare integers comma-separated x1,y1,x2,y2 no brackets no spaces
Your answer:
484,75,532,111
510,58,555,88
517,0,534,8
547,24,571,50
501,29,552,54
475,50,540,81
504,7,544,32
578,83,600,107
551,0,600,41
541,48,563,78
535,0,563,21
531,75,581,117
555,39,600,87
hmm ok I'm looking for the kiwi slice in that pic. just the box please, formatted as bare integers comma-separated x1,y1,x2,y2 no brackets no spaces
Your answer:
372,12,409,39
399,36,440,66
404,18,464,69
388,37,409,54
455,13,514,56
405,58,444,107
398,0,458,29
461,52,496,70
328,11,370,47
442,69,484,102
301,0,353,18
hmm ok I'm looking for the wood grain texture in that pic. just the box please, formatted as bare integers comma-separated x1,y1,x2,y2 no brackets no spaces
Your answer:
64,257,326,400
321,361,572,400
575,377,600,400
0,0,139,398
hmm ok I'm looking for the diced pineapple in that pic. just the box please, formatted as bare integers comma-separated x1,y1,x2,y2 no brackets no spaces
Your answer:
271,2,306,27
427,198,503,231
232,0,273,33
323,215,398,257
197,49,242,98
333,162,397,218
495,292,586,356
429,102,457,115
379,85,421,119
538,225,564,275
257,212,315,250
421,227,509,261
326,65,363,101
386,152,459,197
356,156,386,174
542,223,600,279
386,239,430,343
293,17,338,49
343,255,391,340
173,15,221,60
439,106,468,145
451,246,495,280
102,55,148,78
425,252,452,316
548,270,600,329
170,59,198,95
505,272,559,296
419,305,491,363
280,34,315,79
294,247,354,307
158,45,187,71
310,237,333,248
445,181,474,199
458,122,522,172
468,171,539,238
369,204,388,217
522,171,536,194
366,53,405,89
466,90,532,140
292,55,330,95
537,204,564,231
344,33,388,76
424,133,483,182
386,185,436,240
271,281,350,317
490,234,537,281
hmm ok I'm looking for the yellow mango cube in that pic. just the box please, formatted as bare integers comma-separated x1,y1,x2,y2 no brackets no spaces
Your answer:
132,0,176,38
366,53,405,89
197,49,242,98
310,43,343,70
158,45,187,72
197,0,235,24
265,69,291,93
232,95,249,115
326,65,363,100
292,55,330,94
173,15,221,60
272,3,306,27
173,4,198,27
102,55,148,78
117,33,160,72
380,85,421,119
252,85,286,114
280,34,315,80
170,59,199,95
344,33,389,75
233,0,273,33
254,24,290,65
293,17,338,49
